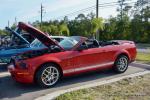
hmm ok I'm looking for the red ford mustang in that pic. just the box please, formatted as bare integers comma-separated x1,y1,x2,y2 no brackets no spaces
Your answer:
8,22,137,88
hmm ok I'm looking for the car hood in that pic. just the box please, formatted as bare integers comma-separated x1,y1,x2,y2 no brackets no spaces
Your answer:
5,27,30,45
18,22,64,51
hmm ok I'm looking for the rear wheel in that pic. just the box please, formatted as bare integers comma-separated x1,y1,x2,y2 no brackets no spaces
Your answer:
35,63,60,88
113,55,129,73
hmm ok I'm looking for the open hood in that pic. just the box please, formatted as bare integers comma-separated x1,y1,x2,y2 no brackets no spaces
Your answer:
5,27,30,45
18,22,64,51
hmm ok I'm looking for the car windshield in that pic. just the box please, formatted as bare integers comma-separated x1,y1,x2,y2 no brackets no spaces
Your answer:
31,37,80,50
30,37,64,48
30,39,45,48
59,37,79,50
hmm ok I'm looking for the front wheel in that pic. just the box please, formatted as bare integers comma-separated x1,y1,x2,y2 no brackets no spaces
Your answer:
35,63,61,88
113,55,129,73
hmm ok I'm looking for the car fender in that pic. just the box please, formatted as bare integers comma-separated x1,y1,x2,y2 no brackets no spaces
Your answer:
114,49,131,62
32,56,63,77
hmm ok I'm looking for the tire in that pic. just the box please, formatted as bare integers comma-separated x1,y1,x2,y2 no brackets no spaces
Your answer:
35,63,61,88
113,55,129,73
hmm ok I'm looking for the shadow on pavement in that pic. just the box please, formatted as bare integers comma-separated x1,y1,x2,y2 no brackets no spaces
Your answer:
0,63,148,100
131,63,150,70
0,69,116,100
0,64,7,72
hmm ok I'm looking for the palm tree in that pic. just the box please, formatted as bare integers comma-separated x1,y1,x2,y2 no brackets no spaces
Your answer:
59,24,70,36
91,17,104,39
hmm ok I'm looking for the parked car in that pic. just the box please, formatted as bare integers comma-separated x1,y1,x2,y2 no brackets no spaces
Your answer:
0,27,66,64
8,22,137,88
0,35,11,47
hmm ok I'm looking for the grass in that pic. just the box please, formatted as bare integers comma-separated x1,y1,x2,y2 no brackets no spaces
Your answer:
55,52,150,100
136,52,150,64
56,74,150,100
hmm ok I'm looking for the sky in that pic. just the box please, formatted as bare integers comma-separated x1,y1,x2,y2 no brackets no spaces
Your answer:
0,0,136,29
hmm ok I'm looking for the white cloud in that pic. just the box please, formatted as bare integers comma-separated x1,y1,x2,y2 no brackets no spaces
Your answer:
0,0,137,29
18,0,95,22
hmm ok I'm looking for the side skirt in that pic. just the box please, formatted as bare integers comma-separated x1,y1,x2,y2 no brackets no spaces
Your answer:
63,62,114,74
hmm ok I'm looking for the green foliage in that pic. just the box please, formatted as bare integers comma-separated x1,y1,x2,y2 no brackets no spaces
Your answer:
59,24,70,36
24,0,149,43
0,29,9,35
91,18,104,34
102,0,150,42
11,23,17,30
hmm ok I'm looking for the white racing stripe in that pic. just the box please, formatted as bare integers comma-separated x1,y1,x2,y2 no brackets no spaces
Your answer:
63,62,114,74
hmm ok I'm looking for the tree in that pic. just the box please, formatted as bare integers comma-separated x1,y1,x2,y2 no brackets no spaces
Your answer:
59,23,70,36
0,29,8,35
20,3,149,43
130,0,150,43
87,12,95,20
104,16,117,40
91,18,104,39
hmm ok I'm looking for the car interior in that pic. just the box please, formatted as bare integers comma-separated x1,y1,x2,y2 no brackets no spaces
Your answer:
99,41,120,46
82,39,120,49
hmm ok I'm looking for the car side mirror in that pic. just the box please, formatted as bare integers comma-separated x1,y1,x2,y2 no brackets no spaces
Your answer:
77,45,88,51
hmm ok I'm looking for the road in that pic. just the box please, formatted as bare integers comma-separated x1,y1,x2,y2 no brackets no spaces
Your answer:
137,49,150,53
0,63,149,100
136,44,150,53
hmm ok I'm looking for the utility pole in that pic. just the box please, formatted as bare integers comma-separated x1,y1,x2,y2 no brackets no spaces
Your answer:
121,0,123,21
96,0,99,18
40,3,44,28
8,20,10,27
119,0,124,21
15,17,17,25
96,0,99,40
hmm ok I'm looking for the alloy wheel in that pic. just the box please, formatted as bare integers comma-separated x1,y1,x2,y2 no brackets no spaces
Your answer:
41,66,59,86
116,56,128,72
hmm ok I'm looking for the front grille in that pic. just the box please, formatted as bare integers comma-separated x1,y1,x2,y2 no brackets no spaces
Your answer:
0,57,11,63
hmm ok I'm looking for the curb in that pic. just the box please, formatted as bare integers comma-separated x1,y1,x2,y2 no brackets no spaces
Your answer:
35,70,150,100
0,72,10,77
133,62,150,66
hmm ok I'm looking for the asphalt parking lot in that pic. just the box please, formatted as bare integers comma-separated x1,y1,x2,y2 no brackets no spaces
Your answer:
0,63,149,100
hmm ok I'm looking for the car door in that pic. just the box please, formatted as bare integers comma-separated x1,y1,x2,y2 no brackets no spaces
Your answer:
72,41,107,73
61,39,115,75
101,45,118,64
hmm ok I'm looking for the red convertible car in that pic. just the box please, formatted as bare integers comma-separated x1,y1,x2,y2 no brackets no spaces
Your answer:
8,22,137,88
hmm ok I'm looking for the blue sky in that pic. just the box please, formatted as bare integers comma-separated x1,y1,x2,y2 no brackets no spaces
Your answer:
0,0,136,29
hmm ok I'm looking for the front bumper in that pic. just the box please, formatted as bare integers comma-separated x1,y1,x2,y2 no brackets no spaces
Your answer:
8,64,34,84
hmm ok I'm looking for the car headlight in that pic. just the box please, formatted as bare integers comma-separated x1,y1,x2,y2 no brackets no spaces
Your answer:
15,52,31,60
9,57,27,69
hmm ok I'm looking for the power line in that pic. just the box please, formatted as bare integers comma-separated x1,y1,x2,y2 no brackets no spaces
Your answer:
56,6,96,19
56,2,118,19
8,20,10,28
15,17,17,25
55,2,135,19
